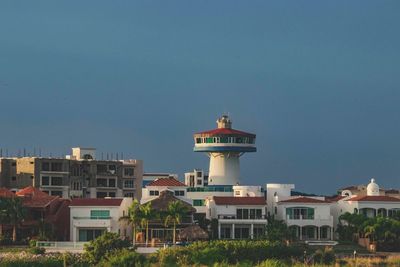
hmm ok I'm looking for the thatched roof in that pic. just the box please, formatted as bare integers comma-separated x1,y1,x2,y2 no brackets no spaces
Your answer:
147,190,196,213
179,225,209,241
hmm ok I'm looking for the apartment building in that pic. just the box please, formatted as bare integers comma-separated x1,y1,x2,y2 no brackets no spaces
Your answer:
0,148,143,200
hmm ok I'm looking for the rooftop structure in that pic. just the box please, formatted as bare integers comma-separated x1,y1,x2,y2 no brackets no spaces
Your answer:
193,115,256,186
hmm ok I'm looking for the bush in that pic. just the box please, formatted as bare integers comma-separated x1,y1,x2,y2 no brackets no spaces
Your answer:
29,239,37,247
29,246,46,255
313,248,335,265
83,232,131,264
99,248,147,267
157,240,303,266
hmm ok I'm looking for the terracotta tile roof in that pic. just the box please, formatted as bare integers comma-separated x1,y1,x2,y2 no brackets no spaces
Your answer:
0,188,15,198
347,195,400,202
70,198,123,206
326,195,347,202
213,196,266,206
279,196,330,204
22,196,59,208
16,186,49,198
147,178,186,187
195,128,255,137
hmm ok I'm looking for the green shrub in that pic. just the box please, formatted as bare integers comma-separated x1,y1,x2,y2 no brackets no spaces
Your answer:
313,248,335,265
83,232,131,264
29,239,37,247
29,246,46,255
99,248,147,267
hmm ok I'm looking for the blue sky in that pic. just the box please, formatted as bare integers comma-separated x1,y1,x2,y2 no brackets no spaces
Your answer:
0,1,399,194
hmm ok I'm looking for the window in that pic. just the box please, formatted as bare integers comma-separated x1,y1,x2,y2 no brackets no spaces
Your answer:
235,226,250,239
41,176,50,186
91,210,110,219
97,179,107,187
97,164,107,173
124,180,135,188
124,192,134,198
174,190,185,196
72,181,82,190
235,191,240,196
196,179,202,185
124,168,134,176
51,162,62,172
79,229,105,241
196,171,202,178
149,190,159,196
196,138,202,143
51,177,62,186
109,192,116,197
236,208,262,219
11,162,16,167
42,162,50,171
96,192,107,198
108,179,116,187
286,207,314,219
108,165,116,174
11,176,16,181
193,199,205,206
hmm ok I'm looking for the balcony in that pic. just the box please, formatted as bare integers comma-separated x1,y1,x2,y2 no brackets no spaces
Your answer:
286,215,333,227
72,217,111,228
217,215,268,224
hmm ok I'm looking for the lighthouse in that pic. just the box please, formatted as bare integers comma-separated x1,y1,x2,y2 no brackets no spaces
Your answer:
193,115,256,185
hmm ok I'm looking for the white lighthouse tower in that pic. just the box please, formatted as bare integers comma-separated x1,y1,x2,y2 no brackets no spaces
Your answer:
193,115,256,185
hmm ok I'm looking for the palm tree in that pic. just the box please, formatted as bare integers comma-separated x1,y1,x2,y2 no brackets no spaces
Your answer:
164,200,188,245
0,198,9,236
139,202,156,246
120,199,142,245
6,197,27,242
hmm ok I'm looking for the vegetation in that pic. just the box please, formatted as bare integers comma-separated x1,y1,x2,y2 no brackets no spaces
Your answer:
120,199,142,244
139,202,157,246
163,200,189,245
98,248,147,267
265,215,294,242
338,212,400,251
83,232,131,264
0,197,27,242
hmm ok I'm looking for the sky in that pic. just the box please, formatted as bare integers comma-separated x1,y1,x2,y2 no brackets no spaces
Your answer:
0,1,399,194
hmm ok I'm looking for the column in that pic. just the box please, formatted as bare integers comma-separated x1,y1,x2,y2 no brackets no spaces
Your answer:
251,224,254,239
218,224,221,239
318,227,320,240
330,227,333,240
232,224,235,239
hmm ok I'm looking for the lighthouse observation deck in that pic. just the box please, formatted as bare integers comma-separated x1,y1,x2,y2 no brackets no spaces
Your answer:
193,116,256,153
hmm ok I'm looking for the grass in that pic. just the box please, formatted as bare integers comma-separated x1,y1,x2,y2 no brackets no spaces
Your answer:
0,246,29,253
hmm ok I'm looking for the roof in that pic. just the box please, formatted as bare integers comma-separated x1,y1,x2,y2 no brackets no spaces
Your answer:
147,177,186,187
326,195,347,202
146,191,196,212
16,186,49,198
279,196,330,204
194,128,256,137
0,188,15,198
178,225,209,240
347,195,400,202
213,196,266,206
70,198,123,206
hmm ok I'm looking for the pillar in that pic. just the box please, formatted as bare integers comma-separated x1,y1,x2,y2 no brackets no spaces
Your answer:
318,227,321,240
232,224,235,239
330,227,333,240
251,224,254,239
299,227,302,241
218,224,221,239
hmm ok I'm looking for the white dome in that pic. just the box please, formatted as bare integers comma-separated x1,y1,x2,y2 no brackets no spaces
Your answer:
367,178,380,196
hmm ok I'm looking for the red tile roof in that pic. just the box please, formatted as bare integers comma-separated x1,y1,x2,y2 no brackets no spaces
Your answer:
0,188,15,198
213,196,266,206
279,197,330,204
147,178,186,187
70,198,123,206
194,128,256,137
347,195,400,202
16,186,49,198
326,195,347,202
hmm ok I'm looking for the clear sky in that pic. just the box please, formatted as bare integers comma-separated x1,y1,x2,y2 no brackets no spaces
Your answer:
1,1,399,194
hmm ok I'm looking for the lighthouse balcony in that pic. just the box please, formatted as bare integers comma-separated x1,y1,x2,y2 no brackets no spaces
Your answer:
193,145,256,153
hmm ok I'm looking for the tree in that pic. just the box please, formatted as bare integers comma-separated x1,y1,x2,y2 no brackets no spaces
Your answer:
120,199,142,245
83,232,131,264
139,202,156,246
0,198,9,237
163,200,188,245
5,197,27,242
265,215,292,242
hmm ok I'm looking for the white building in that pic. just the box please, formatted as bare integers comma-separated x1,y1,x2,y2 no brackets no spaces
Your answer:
69,198,132,242
184,169,208,187
206,189,267,239
141,177,192,205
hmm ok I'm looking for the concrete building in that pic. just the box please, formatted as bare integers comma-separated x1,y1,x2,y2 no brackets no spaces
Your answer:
0,147,143,200
69,198,132,242
184,169,209,188
206,186,267,239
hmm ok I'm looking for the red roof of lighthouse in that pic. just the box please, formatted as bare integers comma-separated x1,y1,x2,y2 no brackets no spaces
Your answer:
195,128,255,137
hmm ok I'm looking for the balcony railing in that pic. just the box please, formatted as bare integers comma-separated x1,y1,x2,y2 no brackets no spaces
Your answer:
218,215,267,220
73,216,111,220
287,215,314,220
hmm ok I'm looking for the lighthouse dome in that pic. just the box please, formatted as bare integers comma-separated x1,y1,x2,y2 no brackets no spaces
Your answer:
367,178,380,196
